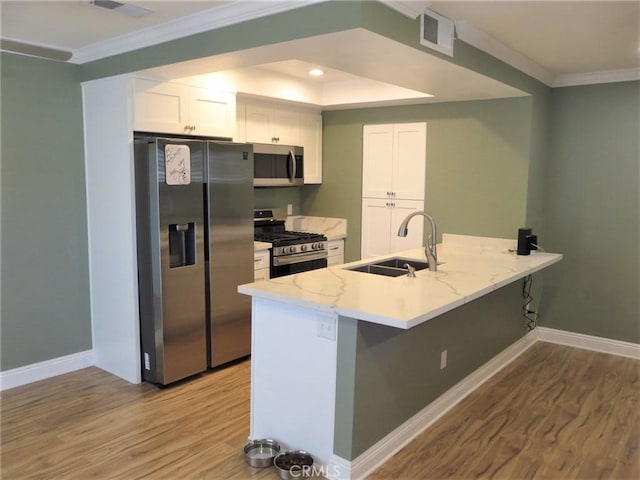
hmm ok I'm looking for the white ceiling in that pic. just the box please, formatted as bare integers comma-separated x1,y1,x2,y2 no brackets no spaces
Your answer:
1,0,639,107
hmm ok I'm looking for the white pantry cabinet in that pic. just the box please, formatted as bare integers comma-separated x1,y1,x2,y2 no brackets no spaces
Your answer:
361,198,424,259
133,78,236,138
362,123,426,200
361,122,426,259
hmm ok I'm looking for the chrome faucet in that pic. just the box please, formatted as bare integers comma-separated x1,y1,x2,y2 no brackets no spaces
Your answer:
397,211,438,271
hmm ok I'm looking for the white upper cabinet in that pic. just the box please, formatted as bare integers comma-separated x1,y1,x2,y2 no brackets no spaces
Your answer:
245,102,300,145
299,112,323,184
188,86,236,139
362,122,426,200
240,98,323,184
133,78,236,139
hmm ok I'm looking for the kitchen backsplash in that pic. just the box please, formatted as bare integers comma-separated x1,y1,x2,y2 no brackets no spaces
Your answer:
253,187,302,215
286,216,347,240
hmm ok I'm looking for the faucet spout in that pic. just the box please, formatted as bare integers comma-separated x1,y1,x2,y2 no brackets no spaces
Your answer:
397,211,438,271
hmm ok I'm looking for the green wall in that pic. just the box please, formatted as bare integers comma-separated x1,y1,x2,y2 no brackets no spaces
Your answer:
0,0,635,373
542,81,639,343
1,52,92,370
303,97,533,262
335,281,526,459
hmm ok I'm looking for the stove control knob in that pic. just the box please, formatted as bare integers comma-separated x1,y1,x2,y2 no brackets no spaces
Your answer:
311,243,318,250
301,245,308,252
318,243,325,250
290,246,297,253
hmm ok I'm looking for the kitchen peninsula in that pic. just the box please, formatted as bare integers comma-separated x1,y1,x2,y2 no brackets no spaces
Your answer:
238,234,561,479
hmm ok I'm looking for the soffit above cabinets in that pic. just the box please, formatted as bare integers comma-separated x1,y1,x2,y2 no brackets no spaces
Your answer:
142,29,528,110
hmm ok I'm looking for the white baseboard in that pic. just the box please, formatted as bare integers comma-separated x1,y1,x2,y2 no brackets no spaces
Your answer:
329,327,639,479
537,327,640,359
0,350,95,391
330,331,538,480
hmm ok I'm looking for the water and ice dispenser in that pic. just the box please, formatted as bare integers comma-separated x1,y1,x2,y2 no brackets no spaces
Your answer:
169,222,196,268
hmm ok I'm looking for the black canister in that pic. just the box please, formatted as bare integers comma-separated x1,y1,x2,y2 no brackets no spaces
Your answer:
517,228,532,255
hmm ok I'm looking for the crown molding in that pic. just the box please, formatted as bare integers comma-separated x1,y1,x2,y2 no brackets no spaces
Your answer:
70,0,325,64
454,20,555,87
0,38,72,62
552,68,640,87
380,0,430,19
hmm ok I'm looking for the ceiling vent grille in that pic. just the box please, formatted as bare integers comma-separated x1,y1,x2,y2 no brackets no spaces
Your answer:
420,9,455,57
90,0,153,18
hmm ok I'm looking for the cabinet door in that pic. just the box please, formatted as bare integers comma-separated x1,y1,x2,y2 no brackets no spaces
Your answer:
361,198,393,259
273,108,300,145
362,124,394,198
393,123,426,200
189,87,236,139
327,239,344,266
300,112,322,184
245,103,273,143
133,79,189,134
235,98,247,143
390,199,425,253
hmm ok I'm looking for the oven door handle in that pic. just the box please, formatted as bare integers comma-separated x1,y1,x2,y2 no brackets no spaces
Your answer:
272,250,327,266
288,149,296,183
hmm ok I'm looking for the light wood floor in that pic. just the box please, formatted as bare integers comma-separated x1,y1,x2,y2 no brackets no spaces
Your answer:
1,343,638,480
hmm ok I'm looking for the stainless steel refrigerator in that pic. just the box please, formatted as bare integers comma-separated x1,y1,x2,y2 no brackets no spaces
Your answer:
134,135,254,385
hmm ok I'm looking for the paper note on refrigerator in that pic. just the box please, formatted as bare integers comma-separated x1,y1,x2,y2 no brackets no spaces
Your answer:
165,144,191,185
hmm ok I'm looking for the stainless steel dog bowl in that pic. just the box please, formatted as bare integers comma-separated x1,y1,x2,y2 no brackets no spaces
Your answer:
243,438,281,468
274,450,314,479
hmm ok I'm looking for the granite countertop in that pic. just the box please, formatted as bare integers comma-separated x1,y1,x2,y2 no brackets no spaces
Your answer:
239,234,562,329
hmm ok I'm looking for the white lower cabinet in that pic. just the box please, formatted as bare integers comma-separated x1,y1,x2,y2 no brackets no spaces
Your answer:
361,198,424,259
254,249,270,281
327,239,345,266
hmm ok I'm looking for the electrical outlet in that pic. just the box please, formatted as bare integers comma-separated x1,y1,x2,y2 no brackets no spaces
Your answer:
440,350,447,369
287,204,293,215
317,316,336,340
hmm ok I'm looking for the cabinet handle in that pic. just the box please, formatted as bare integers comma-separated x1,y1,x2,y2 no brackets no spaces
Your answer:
191,125,196,131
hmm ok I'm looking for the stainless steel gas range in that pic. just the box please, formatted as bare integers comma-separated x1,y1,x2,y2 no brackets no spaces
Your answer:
254,210,327,278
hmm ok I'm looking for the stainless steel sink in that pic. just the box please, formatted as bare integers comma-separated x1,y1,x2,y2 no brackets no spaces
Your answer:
375,258,430,271
345,257,431,277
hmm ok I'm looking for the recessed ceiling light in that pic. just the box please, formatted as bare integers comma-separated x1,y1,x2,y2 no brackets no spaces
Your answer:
309,69,324,77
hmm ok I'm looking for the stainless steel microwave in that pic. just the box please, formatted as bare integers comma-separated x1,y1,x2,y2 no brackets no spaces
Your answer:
253,143,303,187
